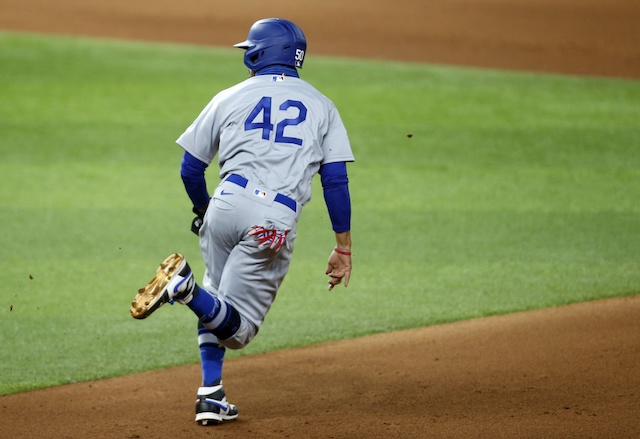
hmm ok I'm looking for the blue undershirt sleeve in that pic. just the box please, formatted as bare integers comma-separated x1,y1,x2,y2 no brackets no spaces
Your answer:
180,151,210,211
319,162,351,233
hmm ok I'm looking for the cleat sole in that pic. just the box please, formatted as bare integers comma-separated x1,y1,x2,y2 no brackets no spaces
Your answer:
129,253,185,319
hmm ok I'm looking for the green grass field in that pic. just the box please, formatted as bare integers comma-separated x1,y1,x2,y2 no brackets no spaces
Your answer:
1,32,639,395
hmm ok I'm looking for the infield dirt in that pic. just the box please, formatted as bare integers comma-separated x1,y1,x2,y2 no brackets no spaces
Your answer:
1,1,639,438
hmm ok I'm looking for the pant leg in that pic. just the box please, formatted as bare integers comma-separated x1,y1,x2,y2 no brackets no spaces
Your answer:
199,181,300,348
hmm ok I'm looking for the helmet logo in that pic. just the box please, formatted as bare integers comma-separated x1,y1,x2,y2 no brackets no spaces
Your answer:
295,49,305,68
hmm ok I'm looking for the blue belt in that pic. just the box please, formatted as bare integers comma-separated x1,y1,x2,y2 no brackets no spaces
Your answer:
225,174,297,212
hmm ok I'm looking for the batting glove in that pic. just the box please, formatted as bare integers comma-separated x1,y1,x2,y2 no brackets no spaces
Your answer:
249,223,290,252
191,206,207,236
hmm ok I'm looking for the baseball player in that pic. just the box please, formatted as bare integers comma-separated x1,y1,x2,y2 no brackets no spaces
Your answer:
130,18,354,425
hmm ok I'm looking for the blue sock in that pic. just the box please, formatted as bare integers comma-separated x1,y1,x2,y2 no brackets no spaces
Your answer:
187,284,242,343
186,285,219,320
198,322,225,387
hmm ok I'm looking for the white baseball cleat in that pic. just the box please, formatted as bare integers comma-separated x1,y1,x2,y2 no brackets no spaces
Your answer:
130,253,194,319
195,384,239,425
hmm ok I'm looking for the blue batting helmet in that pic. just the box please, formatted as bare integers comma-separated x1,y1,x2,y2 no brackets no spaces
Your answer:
233,18,307,71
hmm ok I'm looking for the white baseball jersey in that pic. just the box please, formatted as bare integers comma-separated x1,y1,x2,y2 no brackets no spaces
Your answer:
176,74,354,206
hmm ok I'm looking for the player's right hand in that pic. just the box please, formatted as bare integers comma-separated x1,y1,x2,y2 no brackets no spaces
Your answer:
326,249,351,291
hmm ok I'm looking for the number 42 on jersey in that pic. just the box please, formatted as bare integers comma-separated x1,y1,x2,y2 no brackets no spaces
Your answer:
245,96,307,146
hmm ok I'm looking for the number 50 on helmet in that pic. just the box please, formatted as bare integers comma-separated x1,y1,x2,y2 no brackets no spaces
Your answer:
234,18,307,71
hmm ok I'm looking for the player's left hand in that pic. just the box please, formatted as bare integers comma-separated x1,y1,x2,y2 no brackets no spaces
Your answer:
191,206,207,235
